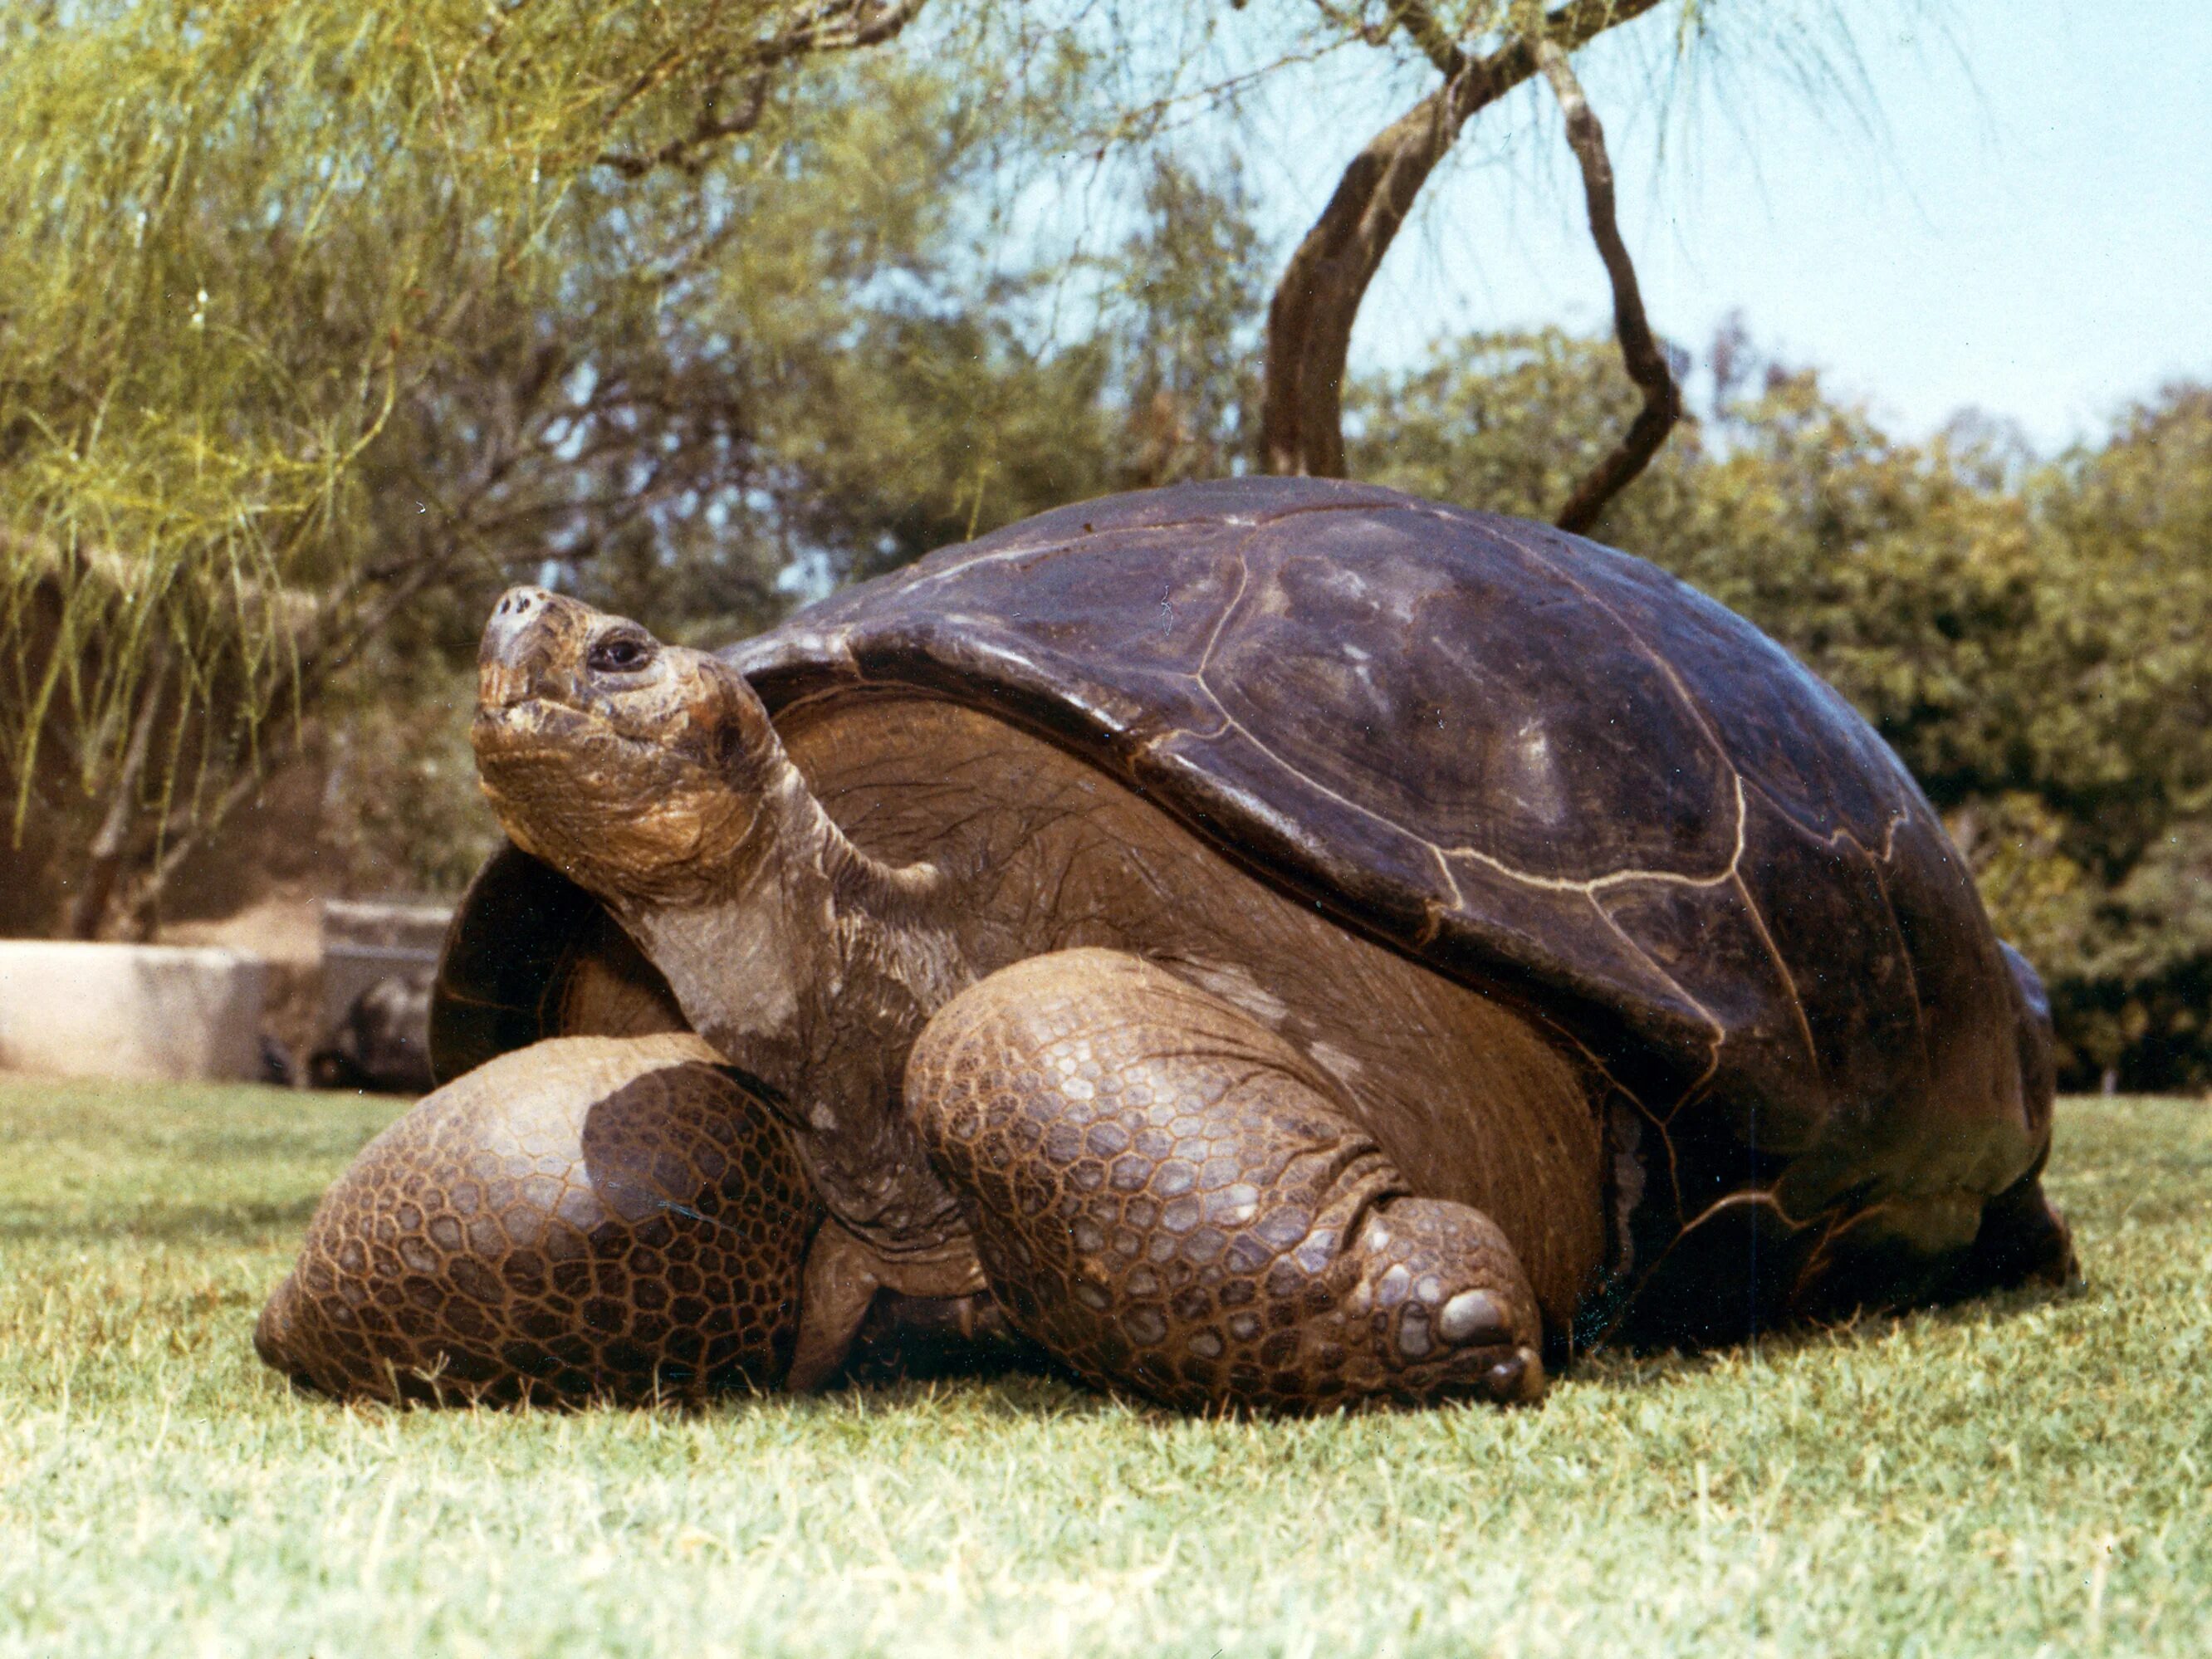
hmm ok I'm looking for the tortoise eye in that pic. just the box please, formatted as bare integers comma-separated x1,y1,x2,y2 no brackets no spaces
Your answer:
587,634,653,673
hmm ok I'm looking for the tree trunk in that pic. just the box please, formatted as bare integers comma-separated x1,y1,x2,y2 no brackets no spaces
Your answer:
1258,0,1665,479
1535,37,1681,535
64,643,170,940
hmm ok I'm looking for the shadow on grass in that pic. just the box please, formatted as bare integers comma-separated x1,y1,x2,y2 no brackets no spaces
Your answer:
0,1195,327,1247
818,1372,1121,1423
258,1356,1119,1427
16,1123,394,1170
249,1275,2097,1427
1561,1274,2089,1397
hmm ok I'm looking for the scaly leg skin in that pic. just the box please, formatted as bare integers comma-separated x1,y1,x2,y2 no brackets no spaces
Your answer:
907,948,1545,1413
256,1034,821,1406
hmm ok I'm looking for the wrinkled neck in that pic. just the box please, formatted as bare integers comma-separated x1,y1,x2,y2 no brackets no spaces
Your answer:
615,748,971,1245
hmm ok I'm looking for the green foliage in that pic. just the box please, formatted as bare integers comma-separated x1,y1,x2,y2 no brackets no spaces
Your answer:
0,0,822,743
4,1072,2209,1655
1354,330,2212,1089
0,0,1304,933
771,305,1117,583
1104,154,1269,488
762,149,1269,580
0,0,1065,927
1351,327,1671,518
316,691,503,899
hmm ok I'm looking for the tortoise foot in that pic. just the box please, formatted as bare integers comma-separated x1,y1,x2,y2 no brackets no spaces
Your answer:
1957,1169,2079,1298
1346,1198,1547,1406
908,948,1548,1413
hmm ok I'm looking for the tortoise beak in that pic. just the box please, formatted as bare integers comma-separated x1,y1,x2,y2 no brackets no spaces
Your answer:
479,586,596,710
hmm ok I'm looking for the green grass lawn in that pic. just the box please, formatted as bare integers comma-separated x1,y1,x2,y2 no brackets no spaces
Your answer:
1,1076,2206,1658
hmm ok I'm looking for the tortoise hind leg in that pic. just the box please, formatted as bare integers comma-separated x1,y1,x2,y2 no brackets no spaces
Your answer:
1933,947,2076,1304
1788,947,2076,1319
1764,1156,2076,1333
1958,948,2077,1296
906,947,1545,1413
257,1034,821,1406
1950,1158,2078,1299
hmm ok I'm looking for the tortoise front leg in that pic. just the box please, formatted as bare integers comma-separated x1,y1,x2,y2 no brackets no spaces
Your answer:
256,1034,820,1405
907,949,1544,1412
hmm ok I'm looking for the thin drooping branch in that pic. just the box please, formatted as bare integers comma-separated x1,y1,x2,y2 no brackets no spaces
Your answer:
1534,37,1681,534
595,0,928,178
65,638,172,939
121,554,461,932
1259,0,1665,477
114,297,717,929
124,733,291,937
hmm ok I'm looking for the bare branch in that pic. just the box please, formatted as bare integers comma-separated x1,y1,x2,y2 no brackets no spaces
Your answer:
64,638,170,938
125,721,296,932
1384,0,1465,77
1260,0,1665,477
122,555,459,929
597,76,772,179
756,0,930,62
1534,37,1681,535
596,0,927,179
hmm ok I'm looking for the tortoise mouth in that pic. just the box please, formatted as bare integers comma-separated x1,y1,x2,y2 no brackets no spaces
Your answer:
476,658,543,713
472,692,681,766
470,697,716,832
471,695,754,900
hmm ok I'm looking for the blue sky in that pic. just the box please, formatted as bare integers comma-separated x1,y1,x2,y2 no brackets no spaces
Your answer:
1231,0,2212,451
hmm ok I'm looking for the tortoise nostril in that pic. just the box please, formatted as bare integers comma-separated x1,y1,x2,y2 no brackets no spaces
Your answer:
482,589,560,677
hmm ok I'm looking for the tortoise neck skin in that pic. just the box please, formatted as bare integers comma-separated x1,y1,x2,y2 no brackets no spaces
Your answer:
471,587,973,1255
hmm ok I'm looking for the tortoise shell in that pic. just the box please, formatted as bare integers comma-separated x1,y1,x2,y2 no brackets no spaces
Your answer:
437,476,2053,1338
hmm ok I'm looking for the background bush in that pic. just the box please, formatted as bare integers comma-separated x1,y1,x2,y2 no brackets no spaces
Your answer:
1354,333,2212,1091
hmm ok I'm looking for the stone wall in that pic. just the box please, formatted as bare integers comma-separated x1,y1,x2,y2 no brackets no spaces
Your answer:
0,941,268,1081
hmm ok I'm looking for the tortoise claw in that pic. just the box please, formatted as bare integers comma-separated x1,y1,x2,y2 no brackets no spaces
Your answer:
1485,1346,1547,1406
1438,1288,1510,1348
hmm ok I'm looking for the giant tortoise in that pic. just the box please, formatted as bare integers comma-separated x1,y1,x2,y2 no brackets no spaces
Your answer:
257,477,2075,1412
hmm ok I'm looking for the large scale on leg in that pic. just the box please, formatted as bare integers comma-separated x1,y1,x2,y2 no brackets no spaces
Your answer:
261,477,2075,1413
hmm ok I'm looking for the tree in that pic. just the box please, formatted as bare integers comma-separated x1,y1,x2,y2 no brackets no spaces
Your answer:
1258,0,1682,531
0,0,950,935
1107,155,1270,490
0,0,2078,974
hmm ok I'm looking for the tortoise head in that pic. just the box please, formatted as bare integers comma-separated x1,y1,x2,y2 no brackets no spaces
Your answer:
472,587,784,908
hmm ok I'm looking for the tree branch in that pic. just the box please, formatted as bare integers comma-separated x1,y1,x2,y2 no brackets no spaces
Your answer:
598,75,772,179
121,555,459,932
1384,0,1465,76
1534,37,1681,535
595,0,928,179
1259,0,1664,477
64,638,170,939
754,0,931,63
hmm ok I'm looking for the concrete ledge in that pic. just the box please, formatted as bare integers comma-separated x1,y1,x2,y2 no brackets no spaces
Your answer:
319,898,450,1036
0,941,269,1082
